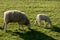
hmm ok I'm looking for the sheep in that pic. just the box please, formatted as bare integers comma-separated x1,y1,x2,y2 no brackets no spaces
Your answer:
3,10,31,32
34,14,52,27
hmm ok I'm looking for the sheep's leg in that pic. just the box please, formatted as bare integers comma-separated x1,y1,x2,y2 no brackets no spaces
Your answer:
18,22,21,30
16,24,20,31
3,23,5,29
18,24,20,30
21,25,25,32
18,23,24,31
3,22,7,32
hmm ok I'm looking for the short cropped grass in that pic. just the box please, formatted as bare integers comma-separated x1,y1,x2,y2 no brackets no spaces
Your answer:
0,0,60,40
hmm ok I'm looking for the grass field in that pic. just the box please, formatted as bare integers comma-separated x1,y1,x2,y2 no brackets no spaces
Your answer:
0,0,60,40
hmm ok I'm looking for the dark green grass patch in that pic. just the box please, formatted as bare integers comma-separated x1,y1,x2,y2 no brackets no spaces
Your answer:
0,0,60,40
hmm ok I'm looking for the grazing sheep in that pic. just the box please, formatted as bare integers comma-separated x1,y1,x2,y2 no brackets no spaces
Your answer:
3,10,31,31
34,14,52,27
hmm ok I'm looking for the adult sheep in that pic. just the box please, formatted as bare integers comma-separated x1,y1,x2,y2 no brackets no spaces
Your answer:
34,14,52,27
3,10,31,32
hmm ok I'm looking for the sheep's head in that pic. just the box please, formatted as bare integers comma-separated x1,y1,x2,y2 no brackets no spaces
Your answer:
24,19,31,29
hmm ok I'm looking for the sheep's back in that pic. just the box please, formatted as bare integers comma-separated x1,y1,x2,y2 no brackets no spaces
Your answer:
4,10,27,22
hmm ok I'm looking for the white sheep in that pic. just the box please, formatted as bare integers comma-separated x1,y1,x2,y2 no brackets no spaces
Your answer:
3,10,31,31
34,14,52,27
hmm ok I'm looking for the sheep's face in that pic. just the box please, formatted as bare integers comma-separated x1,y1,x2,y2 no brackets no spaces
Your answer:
23,19,30,26
24,20,30,26
23,20,31,29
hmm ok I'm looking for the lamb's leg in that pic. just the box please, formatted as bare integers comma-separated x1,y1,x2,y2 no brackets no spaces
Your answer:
37,19,40,26
34,20,37,25
44,21,47,27
48,20,52,27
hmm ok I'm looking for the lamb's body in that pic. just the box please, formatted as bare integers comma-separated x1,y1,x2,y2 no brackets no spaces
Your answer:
3,10,31,31
34,14,52,27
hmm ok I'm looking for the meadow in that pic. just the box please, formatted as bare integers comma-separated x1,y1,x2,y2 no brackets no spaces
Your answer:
0,0,60,40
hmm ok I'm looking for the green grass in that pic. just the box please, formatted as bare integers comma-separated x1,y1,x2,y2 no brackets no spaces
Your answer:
0,0,60,40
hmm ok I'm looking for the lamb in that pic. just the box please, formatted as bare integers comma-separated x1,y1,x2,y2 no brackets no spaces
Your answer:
34,14,52,27
3,10,31,32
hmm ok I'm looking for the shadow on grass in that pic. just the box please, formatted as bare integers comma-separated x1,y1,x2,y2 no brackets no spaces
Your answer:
0,27,3,30
7,29,56,40
51,25,60,33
